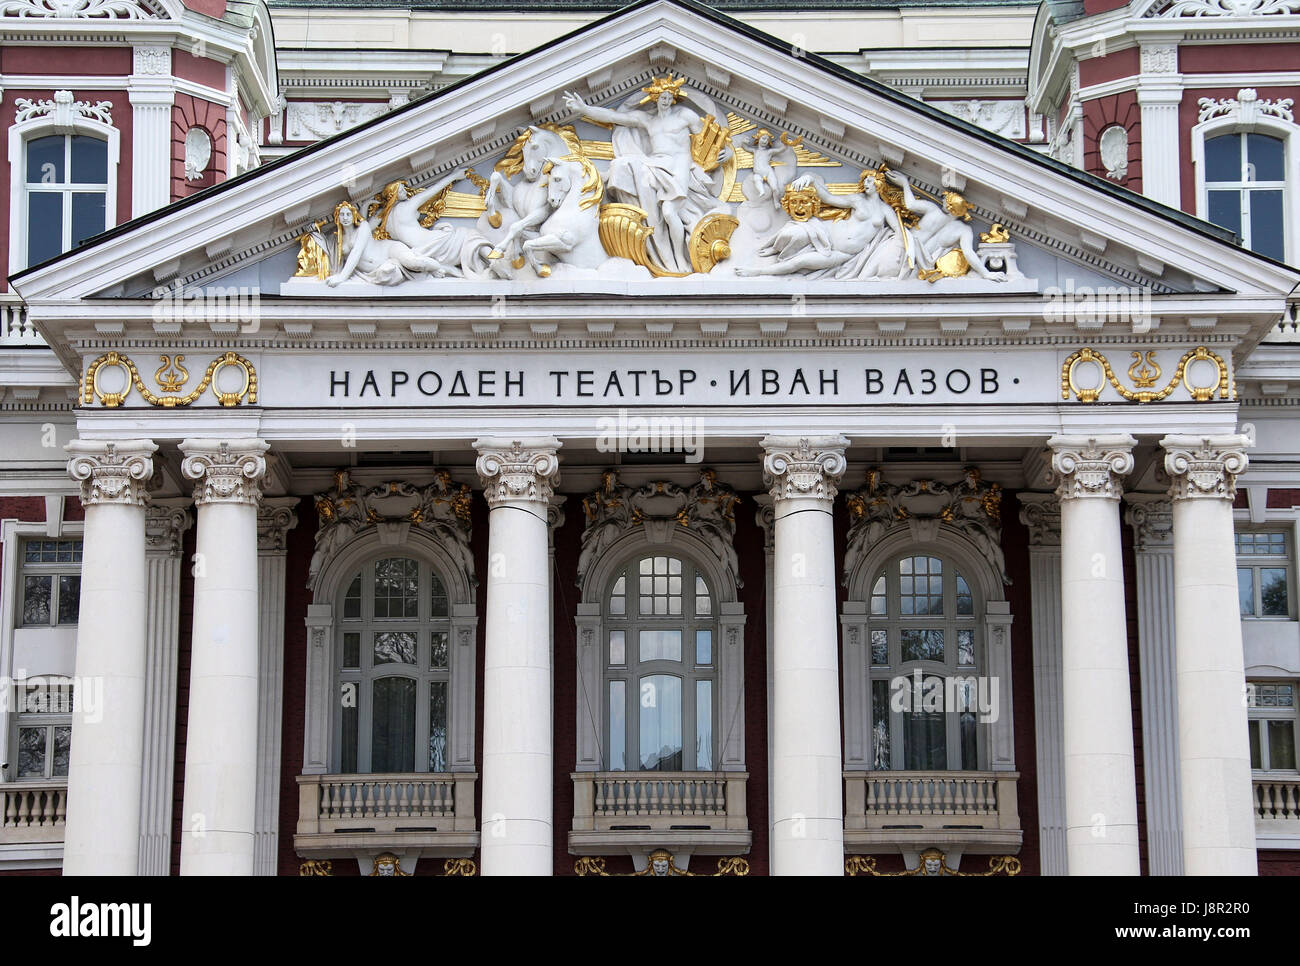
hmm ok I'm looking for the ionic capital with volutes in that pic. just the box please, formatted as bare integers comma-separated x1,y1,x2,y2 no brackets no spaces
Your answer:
1160,434,1249,502
760,435,849,504
179,438,269,506
66,439,157,507
1048,434,1137,501
473,437,562,507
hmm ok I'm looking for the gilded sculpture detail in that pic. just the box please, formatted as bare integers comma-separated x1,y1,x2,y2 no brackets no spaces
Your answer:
286,73,1019,287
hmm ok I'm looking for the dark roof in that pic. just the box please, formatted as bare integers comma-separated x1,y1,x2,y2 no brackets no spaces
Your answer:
18,0,1262,287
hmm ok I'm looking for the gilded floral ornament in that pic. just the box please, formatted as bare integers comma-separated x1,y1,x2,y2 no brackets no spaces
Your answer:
82,350,257,408
846,849,1020,876
1061,346,1231,404
180,438,269,507
66,439,157,507
761,435,849,503
1048,435,1136,502
575,850,749,876
1161,435,1249,501
473,437,562,506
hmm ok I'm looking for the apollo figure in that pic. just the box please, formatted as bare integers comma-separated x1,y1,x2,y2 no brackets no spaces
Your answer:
562,76,724,274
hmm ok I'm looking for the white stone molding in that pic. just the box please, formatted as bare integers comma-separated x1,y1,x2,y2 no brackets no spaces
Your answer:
1161,433,1256,874
1048,434,1137,501
761,435,849,504
132,45,170,76
576,468,742,591
761,434,847,876
66,439,156,506
254,497,298,877
841,466,1009,588
179,438,269,506
137,499,191,876
129,47,175,217
0,0,169,16
1018,493,1064,876
1162,434,1250,500
1144,0,1300,16
1198,88,1294,125
1048,434,1140,875
1122,493,1184,876
1140,45,1178,75
1138,80,1183,209
14,90,112,127
474,438,561,507
306,469,475,593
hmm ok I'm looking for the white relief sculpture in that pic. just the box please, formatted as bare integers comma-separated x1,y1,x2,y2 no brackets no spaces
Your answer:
933,100,1026,139
1098,125,1129,181
515,157,607,276
736,171,908,279
742,128,798,208
370,174,499,278
285,100,388,141
562,75,731,274
887,172,1004,281
184,126,212,181
15,90,112,126
326,201,455,286
1146,0,1299,16
0,0,166,18
1197,87,1293,124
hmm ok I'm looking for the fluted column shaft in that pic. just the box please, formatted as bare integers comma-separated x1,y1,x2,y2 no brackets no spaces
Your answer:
1162,435,1257,875
61,439,157,875
761,435,848,876
474,437,561,876
1049,434,1140,875
178,438,268,875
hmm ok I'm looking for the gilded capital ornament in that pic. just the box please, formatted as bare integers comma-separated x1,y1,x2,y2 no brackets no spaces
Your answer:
760,435,849,504
1123,494,1174,549
179,438,269,506
473,437,562,506
1047,434,1136,501
66,439,157,507
1160,434,1249,501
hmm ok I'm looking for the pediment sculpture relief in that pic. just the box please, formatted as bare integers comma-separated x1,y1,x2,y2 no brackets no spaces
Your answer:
577,468,742,591
290,74,1023,289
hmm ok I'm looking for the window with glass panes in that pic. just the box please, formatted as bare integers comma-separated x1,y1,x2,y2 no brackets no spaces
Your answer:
866,553,981,771
20,538,82,627
1236,529,1291,618
1204,132,1286,262
603,553,716,771
335,556,451,773
13,677,73,781
23,134,109,267
1247,682,1297,772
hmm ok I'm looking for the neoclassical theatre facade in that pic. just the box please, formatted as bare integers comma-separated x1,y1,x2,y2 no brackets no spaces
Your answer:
3,0,1300,877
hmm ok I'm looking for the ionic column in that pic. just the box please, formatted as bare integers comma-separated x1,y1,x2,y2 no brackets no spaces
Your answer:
1018,493,1066,875
1161,435,1257,876
473,438,561,876
62,439,157,875
177,438,268,875
760,435,848,876
1123,494,1185,876
1048,434,1140,875
138,500,192,875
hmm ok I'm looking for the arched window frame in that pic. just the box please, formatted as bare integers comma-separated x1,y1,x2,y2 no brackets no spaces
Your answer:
7,104,119,274
1192,110,1298,265
841,528,1015,774
303,528,478,776
575,528,746,774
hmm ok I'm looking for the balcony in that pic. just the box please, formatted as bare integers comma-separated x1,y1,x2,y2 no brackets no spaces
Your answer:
0,297,42,347
294,772,477,859
844,770,1022,854
1,781,66,843
570,771,750,856
1254,777,1300,849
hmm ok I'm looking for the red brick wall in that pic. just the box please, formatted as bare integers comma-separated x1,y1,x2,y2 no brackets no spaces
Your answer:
1083,92,1143,194
172,95,228,200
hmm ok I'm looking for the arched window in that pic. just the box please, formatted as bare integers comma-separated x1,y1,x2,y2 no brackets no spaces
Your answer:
334,555,452,773
603,553,717,771
866,553,983,771
1204,132,1285,261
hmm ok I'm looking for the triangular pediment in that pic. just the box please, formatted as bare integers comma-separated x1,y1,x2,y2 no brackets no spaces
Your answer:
12,0,1298,360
